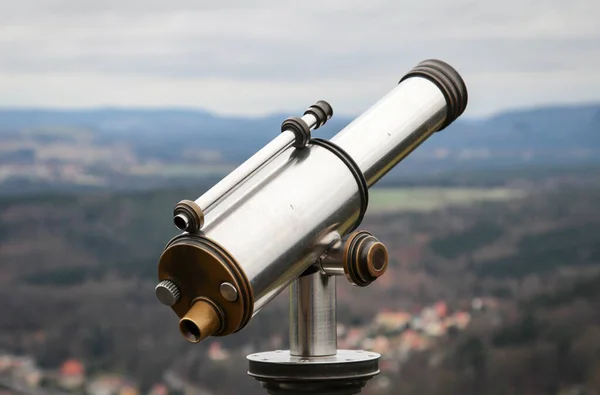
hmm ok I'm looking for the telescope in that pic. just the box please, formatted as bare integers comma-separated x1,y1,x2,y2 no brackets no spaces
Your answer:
155,59,468,395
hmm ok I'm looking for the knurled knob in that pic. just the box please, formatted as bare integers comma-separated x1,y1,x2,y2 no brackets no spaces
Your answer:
155,280,181,306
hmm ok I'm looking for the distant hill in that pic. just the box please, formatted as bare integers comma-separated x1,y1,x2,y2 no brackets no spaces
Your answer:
428,104,600,155
0,103,598,192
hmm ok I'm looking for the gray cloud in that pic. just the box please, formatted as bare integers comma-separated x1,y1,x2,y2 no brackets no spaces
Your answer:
0,0,599,117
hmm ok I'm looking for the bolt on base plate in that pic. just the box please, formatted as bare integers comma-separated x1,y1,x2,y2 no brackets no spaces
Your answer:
247,350,380,395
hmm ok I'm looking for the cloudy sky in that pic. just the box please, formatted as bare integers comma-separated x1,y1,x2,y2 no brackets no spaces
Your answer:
0,0,599,118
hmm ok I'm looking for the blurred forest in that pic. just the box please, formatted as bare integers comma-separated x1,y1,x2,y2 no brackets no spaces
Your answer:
1,167,600,395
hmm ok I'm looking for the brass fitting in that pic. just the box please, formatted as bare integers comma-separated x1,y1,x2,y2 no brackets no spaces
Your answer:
179,298,223,343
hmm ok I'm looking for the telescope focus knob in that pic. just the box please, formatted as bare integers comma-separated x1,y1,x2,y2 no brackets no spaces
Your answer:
319,230,389,286
343,231,388,286
155,279,181,306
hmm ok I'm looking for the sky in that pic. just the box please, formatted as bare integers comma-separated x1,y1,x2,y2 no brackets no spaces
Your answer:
0,0,599,118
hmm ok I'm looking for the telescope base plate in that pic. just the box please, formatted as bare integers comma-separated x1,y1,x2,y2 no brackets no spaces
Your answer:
247,350,380,395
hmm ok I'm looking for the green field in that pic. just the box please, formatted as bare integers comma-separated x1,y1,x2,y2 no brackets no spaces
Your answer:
367,187,527,213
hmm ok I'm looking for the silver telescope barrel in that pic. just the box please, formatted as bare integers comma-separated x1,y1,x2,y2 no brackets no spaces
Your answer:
173,101,333,233
331,59,468,186
156,59,468,344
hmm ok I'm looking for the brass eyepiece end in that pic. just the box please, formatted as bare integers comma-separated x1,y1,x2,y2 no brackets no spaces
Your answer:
179,299,222,343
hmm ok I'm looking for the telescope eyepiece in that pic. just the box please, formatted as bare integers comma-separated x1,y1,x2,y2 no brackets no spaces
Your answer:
400,59,468,131
304,100,333,129
173,200,204,233
369,244,387,273
180,319,201,342
179,298,223,343
173,214,189,231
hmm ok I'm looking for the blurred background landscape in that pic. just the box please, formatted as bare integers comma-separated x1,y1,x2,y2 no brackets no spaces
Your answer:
1,1,600,395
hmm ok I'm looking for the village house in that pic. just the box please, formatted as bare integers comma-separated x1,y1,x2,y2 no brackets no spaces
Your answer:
58,359,86,391
373,311,412,333
445,311,472,331
0,354,13,373
22,366,43,388
423,321,446,337
471,297,499,311
363,335,391,355
338,327,366,349
87,374,135,395
147,383,168,395
207,342,230,361
11,356,42,388
11,356,36,372
119,384,140,395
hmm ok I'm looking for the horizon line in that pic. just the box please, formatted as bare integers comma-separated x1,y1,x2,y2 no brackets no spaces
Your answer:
0,100,598,121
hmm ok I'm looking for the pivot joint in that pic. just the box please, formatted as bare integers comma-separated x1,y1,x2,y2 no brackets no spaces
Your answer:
319,230,389,287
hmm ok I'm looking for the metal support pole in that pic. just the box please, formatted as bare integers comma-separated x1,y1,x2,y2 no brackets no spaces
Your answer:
247,267,380,395
290,272,337,357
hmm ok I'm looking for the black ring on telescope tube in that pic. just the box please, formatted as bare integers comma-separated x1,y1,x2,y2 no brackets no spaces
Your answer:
282,117,311,147
310,138,368,232
399,59,468,131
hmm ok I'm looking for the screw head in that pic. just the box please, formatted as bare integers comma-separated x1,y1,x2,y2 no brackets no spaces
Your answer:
220,282,238,302
155,280,181,306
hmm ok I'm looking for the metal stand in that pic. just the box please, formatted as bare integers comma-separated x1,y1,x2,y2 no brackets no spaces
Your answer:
247,271,380,395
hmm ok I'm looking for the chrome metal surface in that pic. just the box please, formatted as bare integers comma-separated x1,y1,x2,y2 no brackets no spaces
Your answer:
330,76,447,187
193,109,321,220
300,113,317,131
201,144,362,314
290,272,337,357
319,239,345,276
155,280,181,306
195,130,295,215
247,349,379,365
220,282,239,302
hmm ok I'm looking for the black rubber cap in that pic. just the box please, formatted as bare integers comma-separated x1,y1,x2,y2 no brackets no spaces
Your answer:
399,59,468,131
304,100,333,129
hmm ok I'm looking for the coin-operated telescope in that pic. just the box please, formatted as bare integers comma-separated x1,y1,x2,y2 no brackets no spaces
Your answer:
155,59,468,395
